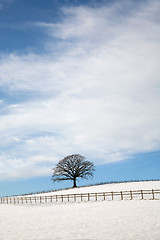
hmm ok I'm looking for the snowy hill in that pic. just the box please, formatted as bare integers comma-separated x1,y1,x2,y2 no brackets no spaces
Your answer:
26,180,160,197
1,181,160,240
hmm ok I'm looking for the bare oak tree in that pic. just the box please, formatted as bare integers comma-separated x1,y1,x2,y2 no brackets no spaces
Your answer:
52,154,95,187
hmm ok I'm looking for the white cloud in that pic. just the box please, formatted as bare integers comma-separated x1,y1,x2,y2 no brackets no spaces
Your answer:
0,0,14,10
0,0,160,180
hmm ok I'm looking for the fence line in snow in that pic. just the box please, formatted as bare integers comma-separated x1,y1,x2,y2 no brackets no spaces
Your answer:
0,189,160,204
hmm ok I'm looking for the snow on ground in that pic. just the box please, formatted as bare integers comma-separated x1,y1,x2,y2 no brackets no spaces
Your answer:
0,200,160,240
27,180,160,196
1,181,160,240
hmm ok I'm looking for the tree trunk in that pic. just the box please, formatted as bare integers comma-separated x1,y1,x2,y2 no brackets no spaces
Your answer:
73,178,77,188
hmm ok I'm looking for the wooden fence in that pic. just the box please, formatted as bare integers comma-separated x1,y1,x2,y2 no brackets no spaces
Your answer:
0,189,160,204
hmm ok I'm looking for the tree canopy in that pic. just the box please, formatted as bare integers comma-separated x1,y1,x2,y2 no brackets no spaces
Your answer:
52,154,95,187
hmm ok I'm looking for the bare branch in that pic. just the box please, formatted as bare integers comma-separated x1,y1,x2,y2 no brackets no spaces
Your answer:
51,154,95,187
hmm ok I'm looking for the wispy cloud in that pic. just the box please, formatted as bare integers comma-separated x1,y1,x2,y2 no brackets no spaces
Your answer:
0,0,14,10
0,0,160,180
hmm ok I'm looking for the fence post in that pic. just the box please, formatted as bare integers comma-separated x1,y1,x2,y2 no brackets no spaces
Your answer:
68,194,69,202
111,192,114,200
61,195,63,202
121,191,123,200
103,193,105,201
95,193,97,201
56,195,57,202
81,194,83,202
130,191,133,200
74,194,76,202
141,190,143,200
88,193,90,201
14,198,16,204
152,189,155,200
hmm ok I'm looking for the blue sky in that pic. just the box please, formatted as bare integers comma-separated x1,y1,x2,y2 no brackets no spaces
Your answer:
0,0,160,197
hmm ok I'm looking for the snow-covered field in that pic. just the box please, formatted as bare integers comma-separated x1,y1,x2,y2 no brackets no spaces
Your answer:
0,181,160,240
28,180,160,196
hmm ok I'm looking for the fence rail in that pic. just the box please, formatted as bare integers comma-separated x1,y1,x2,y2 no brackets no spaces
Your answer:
1,189,160,205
